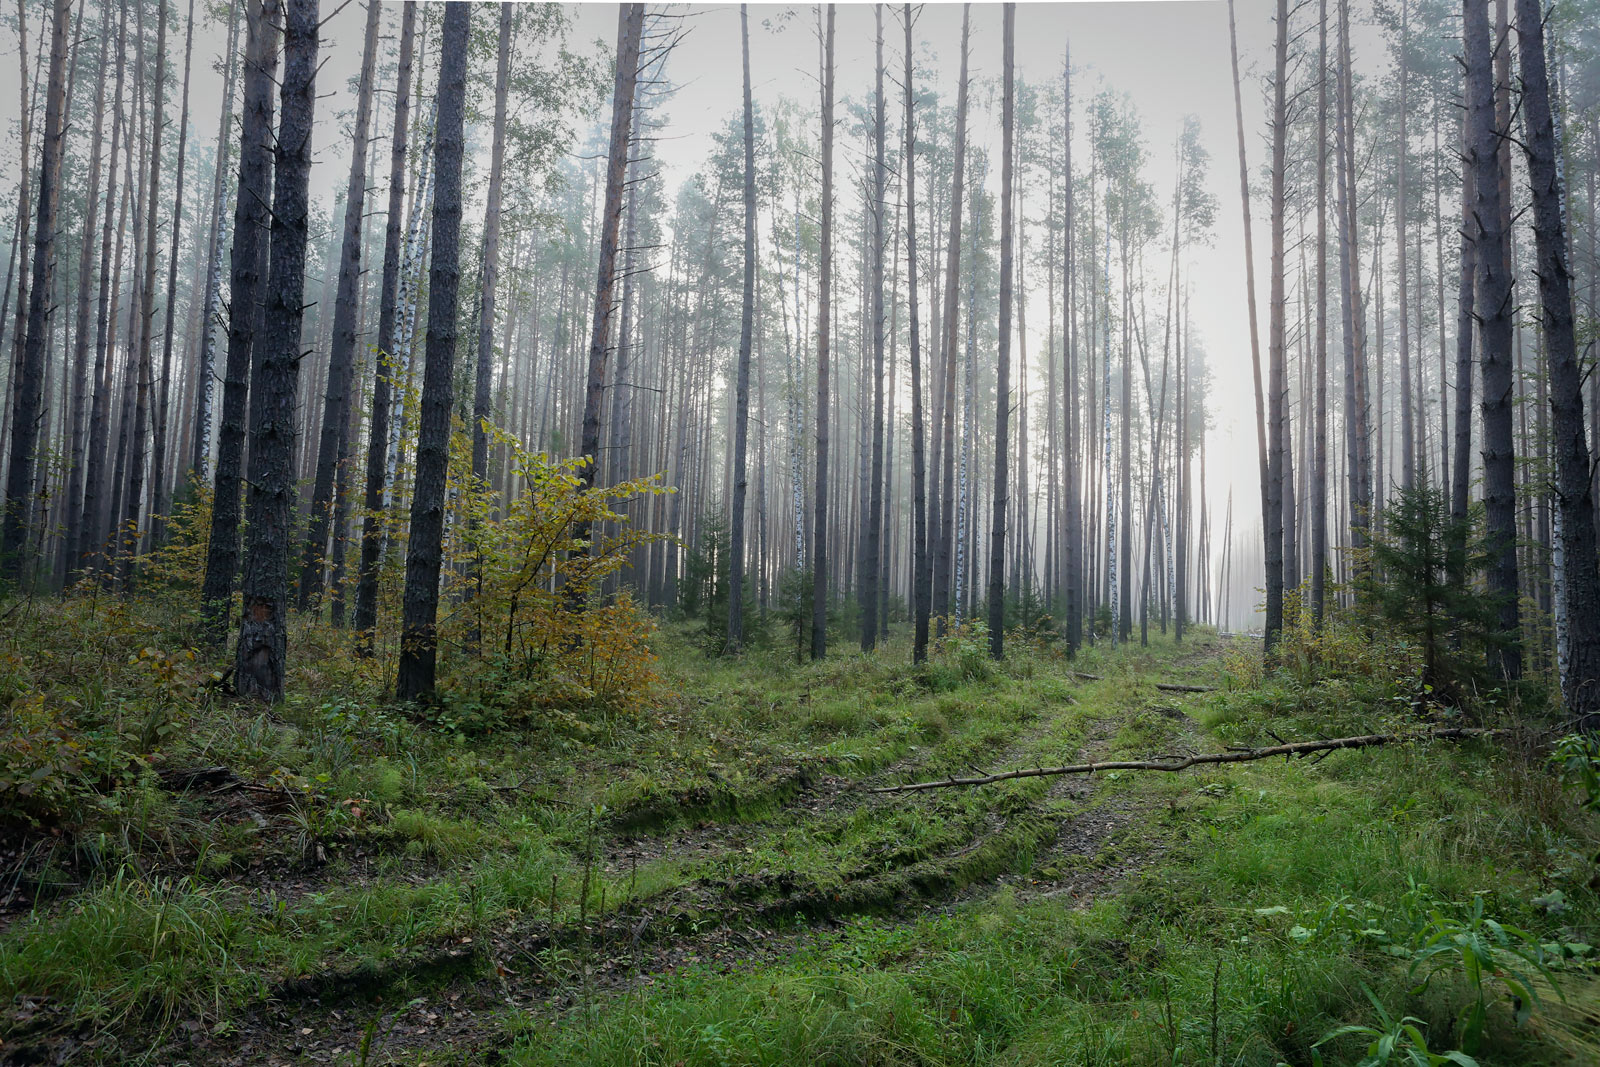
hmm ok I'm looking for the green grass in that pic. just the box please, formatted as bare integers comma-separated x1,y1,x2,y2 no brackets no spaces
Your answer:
1,596,1596,1066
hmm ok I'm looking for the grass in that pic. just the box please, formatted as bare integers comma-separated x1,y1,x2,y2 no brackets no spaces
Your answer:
1,592,1597,1065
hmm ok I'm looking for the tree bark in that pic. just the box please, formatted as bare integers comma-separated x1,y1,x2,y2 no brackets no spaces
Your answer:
353,0,415,648
60,0,116,585
297,0,380,613
902,4,930,664
729,4,757,653
569,3,644,609
1063,48,1082,655
1264,0,1289,653
189,0,242,485
234,0,317,701
118,0,168,588
151,0,197,546
932,4,971,633
988,3,1015,659
395,1,471,702
1396,0,1414,494
858,5,887,653
1,0,72,583
201,0,279,643
1515,0,1599,716
1311,0,1329,625
1464,0,1520,679
810,3,835,659
1226,0,1270,642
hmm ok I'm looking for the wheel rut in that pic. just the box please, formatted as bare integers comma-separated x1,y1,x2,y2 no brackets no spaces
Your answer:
159,650,1225,1066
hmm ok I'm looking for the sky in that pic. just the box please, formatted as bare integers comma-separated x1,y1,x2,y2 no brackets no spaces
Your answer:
2,0,1352,629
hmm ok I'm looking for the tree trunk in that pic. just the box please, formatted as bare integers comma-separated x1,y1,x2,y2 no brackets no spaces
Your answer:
296,0,380,613
201,0,280,642
1396,0,1414,494
1226,0,1270,643
60,0,116,585
932,4,971,633
1515,0,1599,717
1311,0,1329,625
353,0,416,648
79,1,131,579
395,1,471,702
189,0,242,485
810,3,835,660
1464,0,1520,679
151,0,196,546
1264,0,1289,654
1064,48,1082,655
858,5,887,653
462,3,512,642
0,0,71,583
728,4,757,652
569,2,644,610
2,0,39,500
988,3,1015,659
902,4,930,664
118,0,167,588
234,0,316,699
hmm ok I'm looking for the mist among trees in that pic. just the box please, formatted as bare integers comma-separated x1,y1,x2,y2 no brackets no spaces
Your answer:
2,1,1599,1062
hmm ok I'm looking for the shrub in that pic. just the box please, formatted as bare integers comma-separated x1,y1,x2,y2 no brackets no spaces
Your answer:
442,442,670,725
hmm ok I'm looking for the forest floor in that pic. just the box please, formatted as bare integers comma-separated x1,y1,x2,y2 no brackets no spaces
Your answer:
1,602,1598,1066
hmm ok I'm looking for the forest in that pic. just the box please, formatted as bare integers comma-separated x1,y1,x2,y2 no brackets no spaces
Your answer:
1,0,1599,1063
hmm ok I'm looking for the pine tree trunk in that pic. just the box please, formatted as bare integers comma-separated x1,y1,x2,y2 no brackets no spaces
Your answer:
80,7,131,578
1515,0,1599,717
987,3,1014,659
728,4,758,653
570,3,644,611
1396,0,1414,493
2,0,39,495
234,0,317,701
297,0,380,613
1227,0,1270,642
189,0,242,484
59,0,115,585
118,0,167,588
932,4,970,633
1451,101,1475,534
0,0,71,583
461,3,512,642
902,4,930,664
353,1,416,647
1464,0,1520,679
151,0,196,546
857,6,887,653
395,1,471,701
1311,0,1329,625
1264,0,1289,654
1063,48,1082,655
201,0,279,642
811,3,835,660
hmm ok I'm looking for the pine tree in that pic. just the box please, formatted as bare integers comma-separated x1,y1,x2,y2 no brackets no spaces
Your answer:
235,0,318,701
396,1,472,702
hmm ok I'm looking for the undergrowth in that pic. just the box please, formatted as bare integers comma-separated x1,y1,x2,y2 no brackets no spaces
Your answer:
0,585,1595,1065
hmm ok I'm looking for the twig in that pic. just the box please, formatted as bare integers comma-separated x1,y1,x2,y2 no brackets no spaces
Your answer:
867,728,1504,794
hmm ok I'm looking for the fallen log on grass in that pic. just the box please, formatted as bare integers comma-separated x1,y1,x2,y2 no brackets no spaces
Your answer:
867,727,1503,794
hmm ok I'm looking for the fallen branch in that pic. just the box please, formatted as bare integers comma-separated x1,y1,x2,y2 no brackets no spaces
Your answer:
867,728,1503,794
1069,671,1215,693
